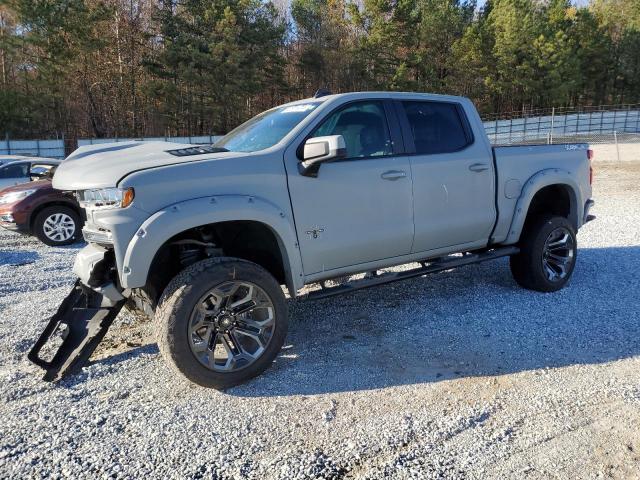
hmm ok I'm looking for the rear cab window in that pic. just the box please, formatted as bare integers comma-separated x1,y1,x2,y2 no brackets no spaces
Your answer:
401,101,473,155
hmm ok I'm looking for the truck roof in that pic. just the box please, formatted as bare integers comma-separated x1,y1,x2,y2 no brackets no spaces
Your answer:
285,91,469,107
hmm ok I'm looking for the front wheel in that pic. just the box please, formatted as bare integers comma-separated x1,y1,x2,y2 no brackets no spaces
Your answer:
154,257,288,389
510,215,577,292
33,205,82,246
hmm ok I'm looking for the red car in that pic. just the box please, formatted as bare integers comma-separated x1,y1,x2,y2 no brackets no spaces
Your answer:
0,179,84,246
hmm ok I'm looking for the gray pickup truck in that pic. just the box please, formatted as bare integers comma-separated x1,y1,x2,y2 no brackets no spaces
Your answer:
28,91,594,389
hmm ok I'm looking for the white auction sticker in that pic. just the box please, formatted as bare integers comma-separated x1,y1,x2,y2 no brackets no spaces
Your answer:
282,104,317,113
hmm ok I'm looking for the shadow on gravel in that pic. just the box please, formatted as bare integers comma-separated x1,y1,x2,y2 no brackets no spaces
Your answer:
56,344,161,389
226,245,640,397
0,249,40,266
77,246,640,396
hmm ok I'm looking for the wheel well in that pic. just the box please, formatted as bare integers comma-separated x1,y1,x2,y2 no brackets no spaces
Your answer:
29,202,82,233
142,220,287,308
524,184,576,231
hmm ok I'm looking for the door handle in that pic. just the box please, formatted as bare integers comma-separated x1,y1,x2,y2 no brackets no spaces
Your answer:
469,163,489,172
380,170,407,181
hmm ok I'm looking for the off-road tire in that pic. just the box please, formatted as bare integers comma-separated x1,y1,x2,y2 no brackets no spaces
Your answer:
510,215,577,292
154,257,288,389
33,205,82,246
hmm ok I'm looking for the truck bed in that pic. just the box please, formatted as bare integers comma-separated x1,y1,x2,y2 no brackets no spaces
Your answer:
490,143,592,244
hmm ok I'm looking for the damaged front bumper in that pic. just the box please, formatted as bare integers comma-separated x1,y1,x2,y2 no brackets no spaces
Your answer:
28,244,126,382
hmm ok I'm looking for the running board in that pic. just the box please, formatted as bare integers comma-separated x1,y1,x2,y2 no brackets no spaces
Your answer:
305,246,520,300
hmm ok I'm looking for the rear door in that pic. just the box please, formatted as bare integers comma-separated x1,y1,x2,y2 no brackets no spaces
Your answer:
285,100,414,275
396,100,496,253
0,162,30,189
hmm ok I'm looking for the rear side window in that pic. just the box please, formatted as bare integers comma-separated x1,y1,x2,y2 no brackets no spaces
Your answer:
0,163,29,178
402,101,471,155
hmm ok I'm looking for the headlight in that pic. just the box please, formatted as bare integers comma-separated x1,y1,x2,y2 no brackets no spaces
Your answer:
77,187,135,210
0,189,36,205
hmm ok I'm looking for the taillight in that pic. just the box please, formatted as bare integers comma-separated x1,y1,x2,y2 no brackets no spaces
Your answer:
587,149,594,185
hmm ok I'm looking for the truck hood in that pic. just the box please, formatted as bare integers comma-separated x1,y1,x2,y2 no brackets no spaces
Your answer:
52,141,239,190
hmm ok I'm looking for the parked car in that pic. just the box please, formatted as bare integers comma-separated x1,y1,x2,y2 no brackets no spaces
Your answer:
29,91,594,388
0,178,83,246
0,154,39,167
0,158,61,190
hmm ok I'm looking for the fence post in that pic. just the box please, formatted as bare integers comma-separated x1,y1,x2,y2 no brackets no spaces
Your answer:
624,105,630,132
510,117,515,145
614,131,620,162
550,107,555,144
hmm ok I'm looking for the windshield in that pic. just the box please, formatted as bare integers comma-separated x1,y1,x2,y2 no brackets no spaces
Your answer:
215,102,321,153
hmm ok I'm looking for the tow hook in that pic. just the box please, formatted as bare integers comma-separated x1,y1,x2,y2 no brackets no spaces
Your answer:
27,280,125,382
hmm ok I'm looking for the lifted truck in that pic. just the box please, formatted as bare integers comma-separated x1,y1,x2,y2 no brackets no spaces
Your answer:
29,92,595,388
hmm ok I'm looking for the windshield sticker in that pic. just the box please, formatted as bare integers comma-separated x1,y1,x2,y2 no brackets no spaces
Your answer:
282,104,317,113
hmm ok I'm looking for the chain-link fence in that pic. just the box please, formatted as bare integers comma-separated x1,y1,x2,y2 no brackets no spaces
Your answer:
482,104,640,146
3,103,640,159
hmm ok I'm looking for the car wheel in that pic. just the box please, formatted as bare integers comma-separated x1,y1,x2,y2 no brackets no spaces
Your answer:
155,257,288,389
33,206,82,246
510,215,577,292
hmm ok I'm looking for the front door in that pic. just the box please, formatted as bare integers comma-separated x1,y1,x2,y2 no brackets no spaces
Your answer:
286,100,414,275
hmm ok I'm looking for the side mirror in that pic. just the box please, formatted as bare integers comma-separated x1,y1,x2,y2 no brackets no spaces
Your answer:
298,135,347,177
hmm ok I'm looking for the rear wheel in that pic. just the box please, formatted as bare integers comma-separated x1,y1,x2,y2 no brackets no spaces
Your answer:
510,215,577,292
155,257,288,389
33,206,82,246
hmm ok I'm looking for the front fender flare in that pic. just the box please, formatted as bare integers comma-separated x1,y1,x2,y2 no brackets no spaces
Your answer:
120,195,303,294
505,168,583,245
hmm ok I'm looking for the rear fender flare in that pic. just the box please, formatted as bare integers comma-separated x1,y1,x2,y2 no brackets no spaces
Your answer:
505,169,582,244
120,195,303,294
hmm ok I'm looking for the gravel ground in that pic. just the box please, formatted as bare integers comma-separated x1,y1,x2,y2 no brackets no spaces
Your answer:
1,162,639,479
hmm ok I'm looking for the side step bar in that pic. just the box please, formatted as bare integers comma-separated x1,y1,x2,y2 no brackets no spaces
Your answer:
305,246,520,300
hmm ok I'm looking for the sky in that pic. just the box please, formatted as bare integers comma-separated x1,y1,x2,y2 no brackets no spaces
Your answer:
476,0,590,7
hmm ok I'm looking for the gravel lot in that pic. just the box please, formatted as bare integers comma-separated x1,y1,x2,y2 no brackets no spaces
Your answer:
1,162,639,479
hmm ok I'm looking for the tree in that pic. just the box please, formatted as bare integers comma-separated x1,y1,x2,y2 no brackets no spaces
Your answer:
1,0,639,140
146,0,287,134
592,0,640,103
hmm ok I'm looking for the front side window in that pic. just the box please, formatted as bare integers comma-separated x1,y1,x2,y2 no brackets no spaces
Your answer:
0,163,29,179
402,101,471,155
215,102,321,153
311,101,393,159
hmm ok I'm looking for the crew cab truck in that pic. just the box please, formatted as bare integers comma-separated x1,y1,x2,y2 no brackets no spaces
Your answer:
28,92,594,388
